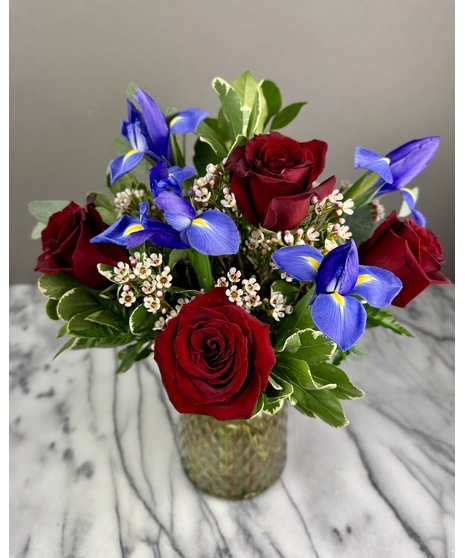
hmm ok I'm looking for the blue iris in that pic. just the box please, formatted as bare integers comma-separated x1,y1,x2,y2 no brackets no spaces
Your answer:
91,194,240,257
272,240,402,351
149,161,195,198
109,88,208,184
354,136,440,226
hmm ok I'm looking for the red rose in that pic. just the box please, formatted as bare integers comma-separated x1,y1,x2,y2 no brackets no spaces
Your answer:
358,211,450,307
35,199,129,289
224,131,336,231
154,288,276,420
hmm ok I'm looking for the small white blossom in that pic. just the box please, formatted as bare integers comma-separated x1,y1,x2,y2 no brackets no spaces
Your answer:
272,307,285,321
243,292,261,311
328,189,344,204
156,267,172,290
342,198,355,215
270,293,285,307
221,191,237,208
242,277,260,294
227,267,241,283
193,185,211,203
284,305,293,315
284,232,294,246
337,225,352,240
281,272,293,283
324,238,338,252
226,285,243,306
133,260,152,280
141,278,157,295
306,227,320,242
154,316,168,331
144,296,161,313
114,262,131,283
216,276,229,288
149,253,163,267
119,289,136,307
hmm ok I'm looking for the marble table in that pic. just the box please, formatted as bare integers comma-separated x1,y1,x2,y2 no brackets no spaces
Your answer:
9,283,455,558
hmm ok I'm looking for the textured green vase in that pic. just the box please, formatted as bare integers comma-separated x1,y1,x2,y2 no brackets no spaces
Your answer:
178,403,287,499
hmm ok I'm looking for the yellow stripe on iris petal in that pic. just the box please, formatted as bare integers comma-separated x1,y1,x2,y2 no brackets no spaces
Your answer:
123,149,140,162
303,256,320,271
124,223,144,235
382,156,390,164
332,292,345,308
400,187,414,196
169,116,180,128
191,218,209,227
356,274,374,285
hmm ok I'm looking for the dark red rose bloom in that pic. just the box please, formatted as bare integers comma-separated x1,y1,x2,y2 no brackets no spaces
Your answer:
358,211,451,307
224,131,336,231
35,198,130,289
154,288,276,420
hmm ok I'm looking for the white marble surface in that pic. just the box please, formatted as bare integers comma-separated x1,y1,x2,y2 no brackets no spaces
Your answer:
10,283,455,558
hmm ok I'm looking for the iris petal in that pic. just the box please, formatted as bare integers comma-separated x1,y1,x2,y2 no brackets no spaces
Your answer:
133,87,170,159
109,151,145,184
316,240,359,295
351,265,402,307
400,188,426,226
169,108,209,134
185,210,239,256
127,223,189,250
154,191,196,231
312,293,366,351
272,245,323,282
90,215,141,246
354,147,393,183
387,136,440,190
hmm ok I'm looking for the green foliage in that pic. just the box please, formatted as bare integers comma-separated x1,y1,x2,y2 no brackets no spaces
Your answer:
365,305,414,337
194,71,306,166
28,200,70,239
343,205,374,245
188,250,214,291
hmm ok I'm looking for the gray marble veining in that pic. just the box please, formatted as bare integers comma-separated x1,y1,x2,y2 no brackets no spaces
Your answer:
9,284,455,558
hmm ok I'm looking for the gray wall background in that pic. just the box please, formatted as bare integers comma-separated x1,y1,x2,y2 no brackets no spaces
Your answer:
10,0,455,284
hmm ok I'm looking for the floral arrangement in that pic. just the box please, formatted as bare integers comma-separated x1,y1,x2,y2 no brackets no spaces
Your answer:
29,71,450,427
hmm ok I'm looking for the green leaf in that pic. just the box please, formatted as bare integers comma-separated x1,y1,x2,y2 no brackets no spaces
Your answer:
261,80,282,126
365,305,414,337
28,200,70,224
85,309,125,330
270,280,299,305
273,366,347,427
129,304,157,335
231,70,259,134
250,393,265,418
56,288,100,321
53,337,76,359
87,192,117,225
38,273,86,300
273,288,315,350
45,298,59,320
274,354,336,391
193,137,222,175
31,222,45,239
195,120,228,158
67,310,127,340
332,344,368,366
248,83,268,136
344,205,374,245
97,263,116,283
168,249,187,269
310,362,364,400
212,77,243,141
343,171,379,201
188,250,214,291
291,329,336,363
292,385,348,427
270,102,307,131
116,342,145,374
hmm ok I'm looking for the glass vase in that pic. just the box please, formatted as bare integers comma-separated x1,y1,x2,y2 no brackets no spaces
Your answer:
178,402,287,499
